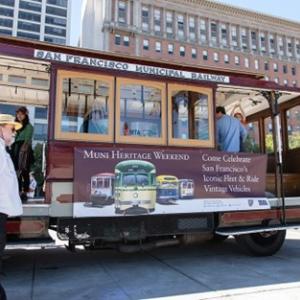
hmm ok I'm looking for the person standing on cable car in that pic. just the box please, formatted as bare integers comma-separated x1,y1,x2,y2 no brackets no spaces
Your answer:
216,106,247,152
0,114,23,300
10,107,34,203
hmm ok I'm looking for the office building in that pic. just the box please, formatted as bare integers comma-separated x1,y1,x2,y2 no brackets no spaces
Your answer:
0,0,71,45
81,0,300,87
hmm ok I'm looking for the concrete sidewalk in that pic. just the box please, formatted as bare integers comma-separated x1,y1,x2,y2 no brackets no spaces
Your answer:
1,230,300,300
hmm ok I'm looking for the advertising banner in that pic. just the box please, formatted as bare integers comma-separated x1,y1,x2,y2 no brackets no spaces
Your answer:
73,147,270,217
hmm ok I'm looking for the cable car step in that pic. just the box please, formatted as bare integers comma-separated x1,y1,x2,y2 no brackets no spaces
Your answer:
215,224,300,236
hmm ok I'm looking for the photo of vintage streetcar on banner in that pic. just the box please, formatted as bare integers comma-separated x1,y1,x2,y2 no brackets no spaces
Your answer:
89,173,115,207
2,36,300,256
114,160,157,214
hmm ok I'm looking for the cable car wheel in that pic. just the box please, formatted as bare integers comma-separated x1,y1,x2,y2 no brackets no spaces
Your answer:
235,230,286,256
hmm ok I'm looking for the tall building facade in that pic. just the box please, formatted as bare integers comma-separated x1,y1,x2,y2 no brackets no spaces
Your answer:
81,0,300,88
0,0,71,45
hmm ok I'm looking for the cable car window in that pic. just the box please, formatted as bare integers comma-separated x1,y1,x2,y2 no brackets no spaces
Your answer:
116,78,166,145
264,116,274,153
55,71,114,142
168,84,214,147
286,105,300,150
245,121,260,153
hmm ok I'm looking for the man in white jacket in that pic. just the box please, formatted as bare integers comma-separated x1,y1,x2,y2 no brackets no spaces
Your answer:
0,114,23,300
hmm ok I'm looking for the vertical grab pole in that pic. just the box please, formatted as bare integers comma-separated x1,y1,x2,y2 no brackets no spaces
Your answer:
262,91,285,224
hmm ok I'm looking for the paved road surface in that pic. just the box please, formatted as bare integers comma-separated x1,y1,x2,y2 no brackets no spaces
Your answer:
2,230,300,300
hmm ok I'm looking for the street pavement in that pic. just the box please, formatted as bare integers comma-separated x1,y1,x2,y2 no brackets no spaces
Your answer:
2,230,300,300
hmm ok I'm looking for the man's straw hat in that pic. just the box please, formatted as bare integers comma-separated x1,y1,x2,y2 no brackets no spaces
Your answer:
0,114,22,130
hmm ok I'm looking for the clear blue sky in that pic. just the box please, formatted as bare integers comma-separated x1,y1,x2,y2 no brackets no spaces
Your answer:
70,0,300,46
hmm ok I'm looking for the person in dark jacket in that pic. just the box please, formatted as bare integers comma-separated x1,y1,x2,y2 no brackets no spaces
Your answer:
10,107,34,203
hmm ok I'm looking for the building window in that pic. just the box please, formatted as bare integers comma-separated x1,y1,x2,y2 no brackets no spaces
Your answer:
45,16,66,27
20,1,41,12
278,36,284,55
287,38,293,56
0,28,12,35
189,16,195,41
47,0,68,8
0,18,13,28
254,59,259,70
264,61,269,71
44,36,66,44
32,78,49,87
34,123,48,141
45,26,66,37
143,39,149,50
1,0,15,7
234,56,240,65
141,6,149,31
231,25,238,48
118,0,127,24
166,11,173,38
179,46,185,57
123,36,129,46
292,80,297,87
283,65,288,74
241,28,248,50
154,8,161,35
210,21,217,45
273,63,278,72
265,76,269,81
292,67,296,76
191,48,197,59
8,75,26,84
224,54,229,63
115,34,121,45
35,107,48,119
213,52,219,62
45,6,67,17
202,50,208,60
283,79,288,86
296,41,300,56
274,77,279,84
244,57,249,68
251,31,257,51
155,41,161,53
221,24,227,47
269,34,275,54
17,31,39,40
0,7,14,17
177,14,185,40
168,43,174,54
18,21,40,32
199,19,206,43
260,32,266,53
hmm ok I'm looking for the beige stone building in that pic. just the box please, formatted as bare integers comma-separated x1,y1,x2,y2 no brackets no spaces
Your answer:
81,0,300,87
